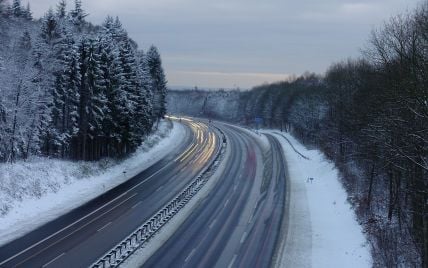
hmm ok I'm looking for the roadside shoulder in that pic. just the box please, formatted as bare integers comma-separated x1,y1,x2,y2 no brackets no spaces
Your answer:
262,130,372,268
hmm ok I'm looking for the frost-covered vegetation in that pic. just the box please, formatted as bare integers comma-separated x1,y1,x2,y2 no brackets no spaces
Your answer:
168,2,428,266
168,89,241,121
0,0,167,162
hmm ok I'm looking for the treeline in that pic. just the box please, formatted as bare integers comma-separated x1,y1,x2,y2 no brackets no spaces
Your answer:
169,2,428,266
167,89,241,121
0,0,167,162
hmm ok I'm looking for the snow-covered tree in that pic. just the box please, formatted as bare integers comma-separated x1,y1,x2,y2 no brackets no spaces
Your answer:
12,0,21,17
40,8,60,43
137,50,153,131
18,31,31,50
116,40,141,151
0,1,168,161
146,45,167,123
0,98,8,161
56,0,67,19
21,2,32,20
0,0,7,16
51,32,80,157
70,0,87,28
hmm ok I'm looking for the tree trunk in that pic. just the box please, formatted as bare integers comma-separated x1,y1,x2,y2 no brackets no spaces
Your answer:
367,162,376,210
8,81,21,163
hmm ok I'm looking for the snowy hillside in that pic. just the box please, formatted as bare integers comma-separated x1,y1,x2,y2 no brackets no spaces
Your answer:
0,0,167,163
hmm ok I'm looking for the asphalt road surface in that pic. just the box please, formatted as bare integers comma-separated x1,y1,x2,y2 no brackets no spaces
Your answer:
143,122,287,268
0,119,221,268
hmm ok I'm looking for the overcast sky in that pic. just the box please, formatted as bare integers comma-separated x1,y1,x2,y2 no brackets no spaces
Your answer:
30,0,421,89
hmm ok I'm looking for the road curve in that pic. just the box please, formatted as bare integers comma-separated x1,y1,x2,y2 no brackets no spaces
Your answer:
0,119,221,268
143,123,287,268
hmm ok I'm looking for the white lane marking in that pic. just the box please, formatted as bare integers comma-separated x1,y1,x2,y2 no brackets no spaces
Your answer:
11,193,138,267
132,201,142,209
209,218,217,229
184,248,196,263
41,252,65,268
97,222,112,232
240,232,247,244
224,199,230,208
228,254,237,268
156,185,164,192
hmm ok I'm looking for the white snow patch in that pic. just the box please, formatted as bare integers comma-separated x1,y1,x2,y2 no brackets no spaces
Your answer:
0,120,186,246
262,130,372,268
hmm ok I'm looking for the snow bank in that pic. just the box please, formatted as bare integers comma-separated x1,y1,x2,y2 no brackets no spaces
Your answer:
264,131,372,268
0,120,186,246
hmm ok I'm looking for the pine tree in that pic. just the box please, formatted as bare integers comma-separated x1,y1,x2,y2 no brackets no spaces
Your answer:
86,39,107,139
40,8,59,43
75,38,107,160
18,31,31,50
137,50,153,133
0,0,6,16
102,15,114,36
12,0,21,17
22,2,32,20
98,36,119,156
70,0,87,28
51,31,81,157
111,16,128,42
0,98,7,161
116,40,140,152
146,45,168,123
56,0,67,19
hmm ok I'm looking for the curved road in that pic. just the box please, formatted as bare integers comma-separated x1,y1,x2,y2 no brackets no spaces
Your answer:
0,119,221,267
143,122,287,268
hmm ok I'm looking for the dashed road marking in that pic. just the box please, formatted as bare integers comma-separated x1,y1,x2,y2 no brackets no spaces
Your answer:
228,254,237,268
97,222,112,232
184,248,196,263
42,253,65,267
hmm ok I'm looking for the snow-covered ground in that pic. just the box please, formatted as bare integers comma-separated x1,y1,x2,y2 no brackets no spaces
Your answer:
0,120,186,246
262,130,372,268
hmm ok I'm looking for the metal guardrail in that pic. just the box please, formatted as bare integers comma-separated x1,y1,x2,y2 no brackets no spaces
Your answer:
91,127,227,268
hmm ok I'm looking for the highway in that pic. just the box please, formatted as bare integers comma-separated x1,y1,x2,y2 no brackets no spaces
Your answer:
0,119,288,268
143,123,287,268
0,119,221,267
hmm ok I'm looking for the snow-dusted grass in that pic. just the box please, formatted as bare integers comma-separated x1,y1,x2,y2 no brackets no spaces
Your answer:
0,120,186,246
263,130,372,268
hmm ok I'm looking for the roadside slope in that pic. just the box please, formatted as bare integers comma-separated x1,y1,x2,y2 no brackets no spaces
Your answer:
0,120,185,246
264,131,372,268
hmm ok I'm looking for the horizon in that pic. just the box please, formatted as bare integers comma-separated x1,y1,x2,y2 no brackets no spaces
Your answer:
30,0,421,89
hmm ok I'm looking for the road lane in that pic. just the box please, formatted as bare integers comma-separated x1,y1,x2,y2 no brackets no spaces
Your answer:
143,123,287,268
0,119,221,268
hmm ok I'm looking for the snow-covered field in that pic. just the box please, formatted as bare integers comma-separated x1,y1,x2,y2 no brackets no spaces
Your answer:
263,131,372,268
0,120,185,246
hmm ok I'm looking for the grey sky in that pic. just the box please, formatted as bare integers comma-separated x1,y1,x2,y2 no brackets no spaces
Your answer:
30,0,421,89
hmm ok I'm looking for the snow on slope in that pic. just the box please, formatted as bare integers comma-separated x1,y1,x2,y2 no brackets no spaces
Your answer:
0,120,185,246
263,131,372,268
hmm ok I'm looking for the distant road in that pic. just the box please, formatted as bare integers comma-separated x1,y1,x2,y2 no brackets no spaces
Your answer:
0,119,221,267
144,122,287,268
